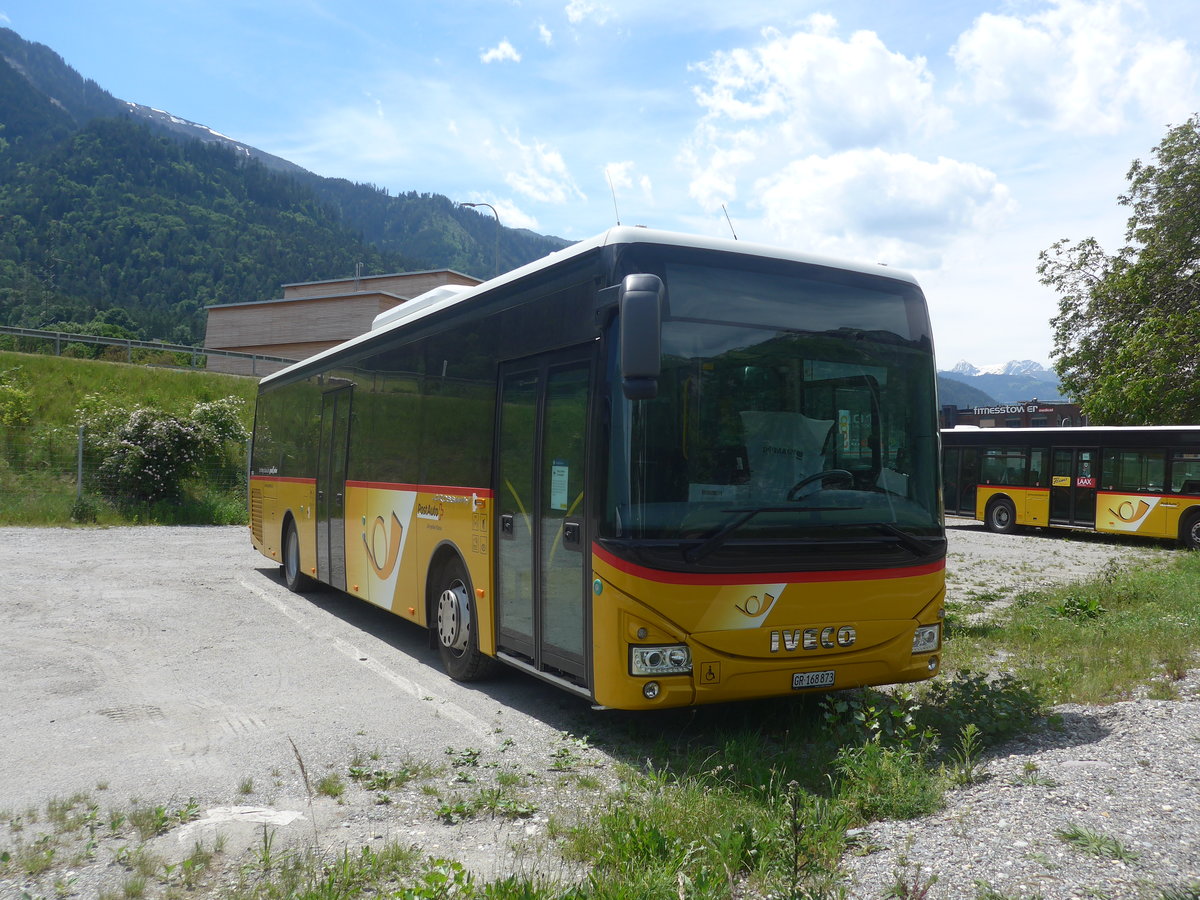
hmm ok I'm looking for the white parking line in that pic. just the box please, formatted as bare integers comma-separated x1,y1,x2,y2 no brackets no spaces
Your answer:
238,578,491,738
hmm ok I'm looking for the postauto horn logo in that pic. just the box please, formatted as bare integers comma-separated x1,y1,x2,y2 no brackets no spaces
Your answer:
364,511,404,578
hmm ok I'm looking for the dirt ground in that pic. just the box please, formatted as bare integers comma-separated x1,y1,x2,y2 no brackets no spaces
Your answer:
0,521,1179,897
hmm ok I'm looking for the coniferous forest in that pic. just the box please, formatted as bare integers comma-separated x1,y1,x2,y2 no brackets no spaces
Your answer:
0,27,568,345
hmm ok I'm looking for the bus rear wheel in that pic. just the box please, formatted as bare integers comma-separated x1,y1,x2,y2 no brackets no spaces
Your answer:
435,561,495,682
986,498,1017,534
1181,512,1200,550
282,520,315,592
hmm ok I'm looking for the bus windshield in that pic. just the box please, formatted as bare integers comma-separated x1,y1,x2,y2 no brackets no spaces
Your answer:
603,255,941,567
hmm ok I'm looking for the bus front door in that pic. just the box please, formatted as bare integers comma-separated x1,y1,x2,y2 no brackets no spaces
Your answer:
495,354,590,685
1050,447,1097,528
316,386,352,591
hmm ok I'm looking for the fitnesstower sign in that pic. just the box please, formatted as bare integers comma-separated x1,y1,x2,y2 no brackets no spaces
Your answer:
972,404,1040,415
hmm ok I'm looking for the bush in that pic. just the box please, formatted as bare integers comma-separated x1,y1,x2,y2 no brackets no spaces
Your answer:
0,367,32,427
94,408,203,503
918,670,1044,747
79,396,249,507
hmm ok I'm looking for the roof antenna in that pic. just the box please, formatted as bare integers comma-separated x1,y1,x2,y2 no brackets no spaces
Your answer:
721,204,738,240
606,167,621,226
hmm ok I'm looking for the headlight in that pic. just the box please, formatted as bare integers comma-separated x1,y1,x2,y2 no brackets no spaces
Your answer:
630,644,692,676
912,624,940,654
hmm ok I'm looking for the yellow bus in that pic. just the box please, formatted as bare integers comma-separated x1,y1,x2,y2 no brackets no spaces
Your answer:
942,425,1200,548
249,227,946,709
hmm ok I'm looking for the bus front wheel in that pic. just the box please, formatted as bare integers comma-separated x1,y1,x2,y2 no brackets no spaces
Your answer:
435,561,495,681
282,520,315,592
986,498,1017,534
1181,512,1200,550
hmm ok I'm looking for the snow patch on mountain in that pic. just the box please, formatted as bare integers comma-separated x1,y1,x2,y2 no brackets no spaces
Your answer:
945,359,1051,377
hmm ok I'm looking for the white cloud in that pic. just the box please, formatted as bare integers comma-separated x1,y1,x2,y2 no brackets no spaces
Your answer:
538,23,553,45
565,0,612,25
503,131,586,204
691,17,946,153
605,161,653,212
752,149,1014,270
951,0,1197,133
681,15,999,270
605,161,634,190
685,16,951,213
480,39,521,64
462,196,541,231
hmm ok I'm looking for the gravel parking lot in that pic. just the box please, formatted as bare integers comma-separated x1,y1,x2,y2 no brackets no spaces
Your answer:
0,521,1195,898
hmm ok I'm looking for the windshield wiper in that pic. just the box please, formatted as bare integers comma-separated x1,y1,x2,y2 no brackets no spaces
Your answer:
865,522,935,557
683,513,933,565
683,506,855,564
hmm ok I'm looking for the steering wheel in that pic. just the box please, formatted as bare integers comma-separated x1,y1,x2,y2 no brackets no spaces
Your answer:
787,469,854,501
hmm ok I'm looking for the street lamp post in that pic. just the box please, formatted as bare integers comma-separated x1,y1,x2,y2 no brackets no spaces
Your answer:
458,201,500,278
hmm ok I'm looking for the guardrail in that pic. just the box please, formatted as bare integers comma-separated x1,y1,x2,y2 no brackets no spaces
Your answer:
0,326,298,376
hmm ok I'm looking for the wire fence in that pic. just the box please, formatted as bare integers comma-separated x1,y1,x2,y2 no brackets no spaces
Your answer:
0,424,251,525
0,326,297,376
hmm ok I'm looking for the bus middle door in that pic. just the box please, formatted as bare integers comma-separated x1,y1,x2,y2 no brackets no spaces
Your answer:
494,353,591,687
1050,447,1097,528
316,385,352,591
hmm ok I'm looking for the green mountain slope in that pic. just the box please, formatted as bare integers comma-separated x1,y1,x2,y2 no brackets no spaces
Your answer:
0,116,424,342
936,375,997,409
0,27,569,344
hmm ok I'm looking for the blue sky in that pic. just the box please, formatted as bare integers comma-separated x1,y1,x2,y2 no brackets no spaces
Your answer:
4,0,1198,369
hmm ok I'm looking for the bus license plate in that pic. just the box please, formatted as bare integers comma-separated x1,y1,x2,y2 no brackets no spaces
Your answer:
792,670,835,690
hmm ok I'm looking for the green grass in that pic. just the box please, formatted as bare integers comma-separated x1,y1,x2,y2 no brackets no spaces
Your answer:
1055,823,1140,862
942,553,1200,704
0,349,256,525
0,349,257,425
549,676,1040,899
315,772,346,800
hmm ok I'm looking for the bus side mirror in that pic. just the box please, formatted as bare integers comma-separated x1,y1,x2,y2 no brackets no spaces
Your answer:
619,273,663,400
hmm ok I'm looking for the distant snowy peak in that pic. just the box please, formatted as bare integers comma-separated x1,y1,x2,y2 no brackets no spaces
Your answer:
1001,359,1052,377
939,359,1065,403
123,102,308,177
945,359,1050,377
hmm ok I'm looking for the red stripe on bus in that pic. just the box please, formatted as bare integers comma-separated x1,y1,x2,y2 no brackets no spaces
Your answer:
344,481,494,497
1097,490,1177,498
250,475,316,484
592,543,944,586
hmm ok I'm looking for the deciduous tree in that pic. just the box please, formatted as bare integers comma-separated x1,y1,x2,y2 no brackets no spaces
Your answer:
1039,115,1200,424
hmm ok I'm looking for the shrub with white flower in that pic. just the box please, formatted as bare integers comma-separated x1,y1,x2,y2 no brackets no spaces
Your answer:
79,396,249,505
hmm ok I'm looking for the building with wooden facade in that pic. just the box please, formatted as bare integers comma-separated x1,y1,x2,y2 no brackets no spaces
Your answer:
203,269,481,375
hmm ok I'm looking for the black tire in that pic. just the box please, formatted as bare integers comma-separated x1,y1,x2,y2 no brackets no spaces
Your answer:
1181,512,1200,550
282,519,315,592
434,559,496,681
985,498,1017,534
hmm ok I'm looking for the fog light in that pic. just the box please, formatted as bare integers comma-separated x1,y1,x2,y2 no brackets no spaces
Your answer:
927,655,939,672
630,644,692,676
912,624,940,654
643,681,660,699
